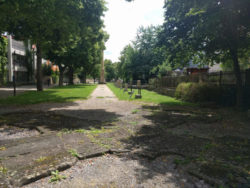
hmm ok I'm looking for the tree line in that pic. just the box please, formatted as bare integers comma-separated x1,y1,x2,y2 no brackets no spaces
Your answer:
117,0,250,108
0,0,107,91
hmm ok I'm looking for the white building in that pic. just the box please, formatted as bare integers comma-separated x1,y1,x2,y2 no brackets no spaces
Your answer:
7,35,34,82
6,35,48,83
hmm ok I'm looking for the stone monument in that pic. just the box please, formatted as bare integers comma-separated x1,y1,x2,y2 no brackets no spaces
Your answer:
135,80,142,99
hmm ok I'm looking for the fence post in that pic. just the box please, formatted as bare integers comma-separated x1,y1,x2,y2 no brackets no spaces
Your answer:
246,69,250,87
199,73,203,83
219,71,223,86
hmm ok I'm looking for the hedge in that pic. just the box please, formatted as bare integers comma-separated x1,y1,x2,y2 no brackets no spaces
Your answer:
175,82,241,106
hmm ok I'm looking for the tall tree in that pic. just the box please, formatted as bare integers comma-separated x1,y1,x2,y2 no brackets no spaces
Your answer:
0,0,105,91
0,36,8,85
117,26,167,82
118,44,136,82
105,59,116,82
46,0,107,85
90,63,101,83
161,0,250,108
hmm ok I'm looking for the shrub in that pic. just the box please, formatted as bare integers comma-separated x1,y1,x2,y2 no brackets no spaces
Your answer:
175,82,193,100
52,71,59,84
175,82,239,106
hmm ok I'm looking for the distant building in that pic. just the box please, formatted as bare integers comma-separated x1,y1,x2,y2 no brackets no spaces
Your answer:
185,61,209,75
209,64,223,73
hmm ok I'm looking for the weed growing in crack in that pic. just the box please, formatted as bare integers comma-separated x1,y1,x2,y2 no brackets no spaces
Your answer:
96,96,105,99
78,139,85,144
130,121,138,126
68,149,79,158
49,170,66,183
74,129,86,133
57,132,63,138
131,109,139,114
174,158,191,166
35,156,48,163
87,134,111,150
0,166,8,174
196,142,218,162
0,146,6,151
60,128,72,134
126,128,135,136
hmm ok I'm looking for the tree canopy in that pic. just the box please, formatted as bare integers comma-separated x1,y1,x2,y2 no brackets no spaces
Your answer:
160,0,250,107
105,59,117,82
0,36,8,85
117,25,168,82
0,0,107,90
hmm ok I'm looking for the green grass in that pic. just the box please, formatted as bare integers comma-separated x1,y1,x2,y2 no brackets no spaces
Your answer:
0,84,97,105
107,83,191,106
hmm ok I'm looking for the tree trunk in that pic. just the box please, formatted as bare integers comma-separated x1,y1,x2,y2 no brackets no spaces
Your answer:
36,44,43,91
27,72,29,83
58,66,65,86
68,66,74,85
59,70,64,86
82,72,87,84
230,49,244,109
0,63,5,85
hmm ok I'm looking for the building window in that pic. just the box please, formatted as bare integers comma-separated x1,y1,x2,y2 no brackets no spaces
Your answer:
13,54,25,67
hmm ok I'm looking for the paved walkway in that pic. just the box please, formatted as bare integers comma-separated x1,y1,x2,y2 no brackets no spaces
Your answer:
0,85,210,188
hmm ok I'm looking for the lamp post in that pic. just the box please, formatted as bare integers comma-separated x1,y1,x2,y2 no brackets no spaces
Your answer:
13,51,16,96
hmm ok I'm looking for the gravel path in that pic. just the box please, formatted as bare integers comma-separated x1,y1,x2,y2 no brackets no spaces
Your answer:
1,85,211,187
24,154,208,188
0,85,140,120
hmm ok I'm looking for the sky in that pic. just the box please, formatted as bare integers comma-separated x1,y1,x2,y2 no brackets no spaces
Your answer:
104,0,164,62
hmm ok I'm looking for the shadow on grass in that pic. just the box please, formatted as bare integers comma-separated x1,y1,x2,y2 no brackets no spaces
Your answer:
0,89,32,99
0,84,96,106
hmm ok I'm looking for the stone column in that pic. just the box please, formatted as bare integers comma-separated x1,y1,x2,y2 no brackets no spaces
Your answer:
100,51,105,84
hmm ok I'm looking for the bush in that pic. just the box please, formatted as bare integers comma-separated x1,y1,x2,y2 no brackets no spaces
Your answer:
175,82,238,106
52,71,59,84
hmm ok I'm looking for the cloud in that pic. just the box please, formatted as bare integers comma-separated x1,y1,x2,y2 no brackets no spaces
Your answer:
104,0,164,62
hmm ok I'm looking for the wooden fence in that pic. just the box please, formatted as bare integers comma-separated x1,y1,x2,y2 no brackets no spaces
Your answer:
149,69,250,89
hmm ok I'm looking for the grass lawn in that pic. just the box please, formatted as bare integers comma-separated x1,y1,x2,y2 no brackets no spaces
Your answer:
107,83,191,106
0,84,97,105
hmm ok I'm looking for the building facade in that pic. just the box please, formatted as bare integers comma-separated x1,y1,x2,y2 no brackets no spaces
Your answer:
6,35,36,83
5,35,55,84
